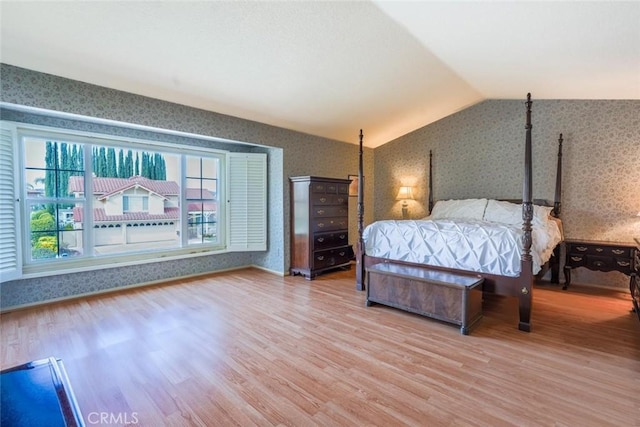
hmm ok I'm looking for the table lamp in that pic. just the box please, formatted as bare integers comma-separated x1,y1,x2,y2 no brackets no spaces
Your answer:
397,186,414,219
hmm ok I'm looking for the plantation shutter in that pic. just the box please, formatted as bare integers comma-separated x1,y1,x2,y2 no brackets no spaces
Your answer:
227,152,267,251
0,122,22,282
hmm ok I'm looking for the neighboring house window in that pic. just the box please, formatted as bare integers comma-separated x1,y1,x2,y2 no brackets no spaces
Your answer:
0,120,267,279
122,196,149,212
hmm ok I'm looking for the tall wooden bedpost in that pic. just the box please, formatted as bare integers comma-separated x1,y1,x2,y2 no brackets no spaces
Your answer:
550,133,564,284
519,93,534,332
554,133,563,217
428,150,434,214
356,129,366,291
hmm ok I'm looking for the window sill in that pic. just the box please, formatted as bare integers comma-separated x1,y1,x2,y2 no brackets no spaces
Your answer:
19,247,228,280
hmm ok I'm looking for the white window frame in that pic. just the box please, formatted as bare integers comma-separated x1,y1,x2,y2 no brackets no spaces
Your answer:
0,120,267,280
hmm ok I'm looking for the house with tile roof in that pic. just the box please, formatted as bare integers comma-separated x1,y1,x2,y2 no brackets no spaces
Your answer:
68,176,216,250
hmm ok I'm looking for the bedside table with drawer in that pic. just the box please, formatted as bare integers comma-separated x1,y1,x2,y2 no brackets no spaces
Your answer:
563,239,637,291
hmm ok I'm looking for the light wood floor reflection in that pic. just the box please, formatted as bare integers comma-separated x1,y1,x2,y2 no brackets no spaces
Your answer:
2,268,638,426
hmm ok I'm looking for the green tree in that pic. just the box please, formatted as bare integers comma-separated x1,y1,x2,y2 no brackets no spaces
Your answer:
31,234,58,259
30,210,56,246
44,141,58,215
67,144,84,203
97,147,107,177
107,147,117,177
148,153,156,180
70,145,78,175
125,150,133,177
153,153,166,180
60,142,70,198
118,149,126,178
141,152,149,178
44,141,57,197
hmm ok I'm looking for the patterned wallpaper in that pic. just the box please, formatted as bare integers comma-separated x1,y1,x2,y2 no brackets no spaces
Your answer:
1,63,636,308
375,98,640,289
0,64,373,309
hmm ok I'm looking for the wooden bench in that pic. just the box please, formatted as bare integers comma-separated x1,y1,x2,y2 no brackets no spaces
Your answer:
366,263,484,335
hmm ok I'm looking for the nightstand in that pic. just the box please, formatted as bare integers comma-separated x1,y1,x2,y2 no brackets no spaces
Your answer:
563,239,638,291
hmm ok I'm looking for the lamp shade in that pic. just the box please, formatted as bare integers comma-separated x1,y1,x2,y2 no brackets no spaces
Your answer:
396,186,414,200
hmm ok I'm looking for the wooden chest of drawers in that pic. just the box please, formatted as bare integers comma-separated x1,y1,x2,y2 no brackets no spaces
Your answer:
563,239,637,290
290,176,353,280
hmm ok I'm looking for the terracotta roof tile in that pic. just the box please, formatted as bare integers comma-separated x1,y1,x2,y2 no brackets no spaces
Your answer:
73,207,180,222
72,204,217,223
69,176,179,196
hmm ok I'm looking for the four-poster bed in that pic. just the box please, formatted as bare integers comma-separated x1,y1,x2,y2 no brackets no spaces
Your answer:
355,93,564,332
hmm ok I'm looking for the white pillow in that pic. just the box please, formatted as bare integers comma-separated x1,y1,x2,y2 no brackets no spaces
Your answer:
430,198,488,221
533,205,554,226
483,199,553,226
483,200,521,225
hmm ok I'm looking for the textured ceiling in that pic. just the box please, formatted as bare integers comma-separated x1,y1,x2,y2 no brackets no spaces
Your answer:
1,1,638,148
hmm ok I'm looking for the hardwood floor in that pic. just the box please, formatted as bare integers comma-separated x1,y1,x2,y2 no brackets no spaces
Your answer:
1,267,638,426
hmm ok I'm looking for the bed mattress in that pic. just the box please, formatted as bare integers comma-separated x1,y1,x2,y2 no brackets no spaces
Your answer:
363,218,562,277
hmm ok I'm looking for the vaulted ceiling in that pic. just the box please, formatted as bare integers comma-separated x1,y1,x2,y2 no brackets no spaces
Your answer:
1,1,638,148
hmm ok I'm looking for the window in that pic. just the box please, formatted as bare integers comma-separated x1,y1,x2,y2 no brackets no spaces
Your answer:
24,137,85,260
186,155,219,245
122,196,149,213
0,120,267,280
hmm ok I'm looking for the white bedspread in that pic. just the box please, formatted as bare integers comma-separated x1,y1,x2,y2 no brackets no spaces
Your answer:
363,219,562,277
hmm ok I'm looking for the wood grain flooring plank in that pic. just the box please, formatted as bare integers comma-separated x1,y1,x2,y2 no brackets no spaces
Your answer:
1,267,638,426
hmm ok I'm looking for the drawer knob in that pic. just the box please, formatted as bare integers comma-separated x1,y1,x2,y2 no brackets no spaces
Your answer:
612,249,625,255
319,197,327,203
337,198,345,203
593,261,604,267
571,256,583,262
317,256,324,261
339,251,345,256
595,248,603,252
617,261,630,267
576,246,588,252
339,234,345,239
317,209,325,215
317,237,324,243
318,223,325,228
